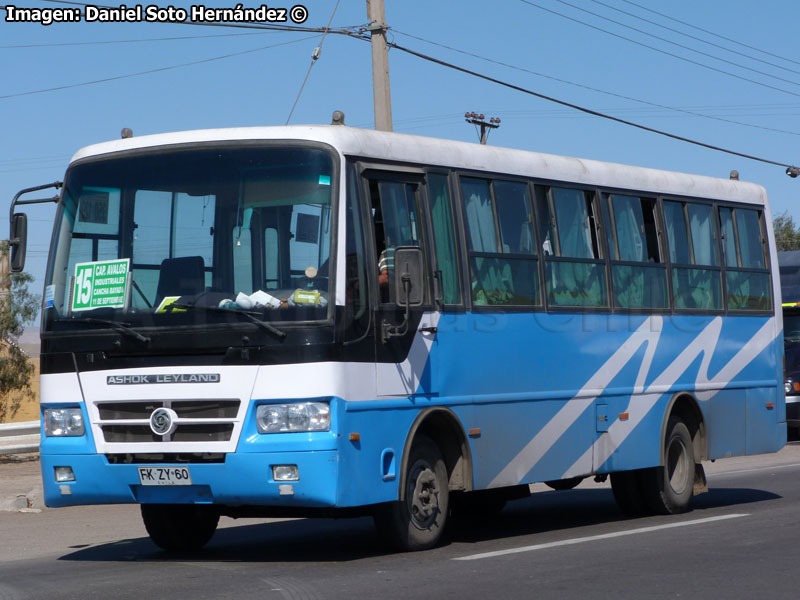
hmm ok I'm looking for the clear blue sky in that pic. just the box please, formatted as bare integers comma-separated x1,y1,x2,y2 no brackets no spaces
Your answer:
2,0,800,302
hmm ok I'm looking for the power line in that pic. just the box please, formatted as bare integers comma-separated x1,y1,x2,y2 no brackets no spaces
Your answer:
3,3,797,171
619,0,800,69
346,32,796,171
0,35,320,100
518,0,800,99
551,0,800,88
589,0,800,78
392,29,800,138
0,31,276,49
285,0,341,124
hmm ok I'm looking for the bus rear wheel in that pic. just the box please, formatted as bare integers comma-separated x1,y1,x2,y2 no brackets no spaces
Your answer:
141,504,219,552
374,434,449,551
610,469,648,517
642,417,695,515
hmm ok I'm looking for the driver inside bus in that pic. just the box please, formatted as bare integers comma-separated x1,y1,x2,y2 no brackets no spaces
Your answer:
378,247,393,302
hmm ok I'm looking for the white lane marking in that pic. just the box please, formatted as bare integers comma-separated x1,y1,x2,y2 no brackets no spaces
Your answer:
453,513,749,561
711,462,800,477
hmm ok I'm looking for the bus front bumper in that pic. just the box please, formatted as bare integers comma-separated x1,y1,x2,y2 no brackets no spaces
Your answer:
40,450,340,509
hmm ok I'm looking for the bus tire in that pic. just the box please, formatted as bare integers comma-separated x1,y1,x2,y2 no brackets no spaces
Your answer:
141,504,219,552
610,470,647,517
374,434,449,551
642,417,695,515
545,476,583,491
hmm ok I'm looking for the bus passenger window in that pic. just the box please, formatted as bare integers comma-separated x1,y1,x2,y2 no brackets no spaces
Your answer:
719,208,738,268
607,194,667,310
736,209,766,269
537,186,606,308
427,174,462,305
664,200,722,311
460,177,540,307
720,206,771,310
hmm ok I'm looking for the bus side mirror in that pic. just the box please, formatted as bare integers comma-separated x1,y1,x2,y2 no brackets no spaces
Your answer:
381,246,425,343
394,246,425,308
9,213,27,273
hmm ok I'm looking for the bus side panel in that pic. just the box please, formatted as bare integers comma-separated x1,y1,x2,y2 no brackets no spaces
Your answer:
337,404,423,507
593,393,668,474
467,398,596,489
704,389,746,459
746,387,784,455
430,311,781,491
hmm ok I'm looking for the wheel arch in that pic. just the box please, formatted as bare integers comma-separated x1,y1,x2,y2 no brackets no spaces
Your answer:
397,407,473,501
660,392,707,465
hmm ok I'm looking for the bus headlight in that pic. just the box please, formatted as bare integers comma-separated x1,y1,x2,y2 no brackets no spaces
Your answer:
44,408,85,437
256,402,330,433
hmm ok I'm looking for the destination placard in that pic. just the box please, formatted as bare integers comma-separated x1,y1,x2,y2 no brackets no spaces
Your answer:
72,258,130,312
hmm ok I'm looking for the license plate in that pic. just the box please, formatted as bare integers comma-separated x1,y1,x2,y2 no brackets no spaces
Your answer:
138,466,192,486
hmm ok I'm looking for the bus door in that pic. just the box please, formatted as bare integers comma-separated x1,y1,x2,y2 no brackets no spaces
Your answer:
361,169,438,398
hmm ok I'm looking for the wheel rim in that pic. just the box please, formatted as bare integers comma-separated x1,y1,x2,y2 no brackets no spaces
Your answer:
666,435,691,494
406,459,440,529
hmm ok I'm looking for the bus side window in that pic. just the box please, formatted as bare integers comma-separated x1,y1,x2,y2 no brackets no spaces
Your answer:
537,186,607,308
427,173,462,306
369,179,423,304
720,206,771,310
607,194,667,310
460,177,539,307
664,200,722,311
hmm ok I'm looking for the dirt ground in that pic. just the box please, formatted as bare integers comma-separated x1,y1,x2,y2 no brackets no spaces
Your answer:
1,358,40,423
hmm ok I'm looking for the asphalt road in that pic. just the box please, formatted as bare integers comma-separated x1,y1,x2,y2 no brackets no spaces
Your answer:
2,446,800,599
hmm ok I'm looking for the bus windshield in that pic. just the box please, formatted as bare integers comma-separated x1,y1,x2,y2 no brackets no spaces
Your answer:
44,144,336,333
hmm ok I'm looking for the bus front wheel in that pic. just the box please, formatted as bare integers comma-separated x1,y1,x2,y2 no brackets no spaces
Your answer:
141,504,219,552
374,434,449,551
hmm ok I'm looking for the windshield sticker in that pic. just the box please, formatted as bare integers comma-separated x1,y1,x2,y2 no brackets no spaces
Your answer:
154,296,186,314
71,258,130,312
44,285,55,309
318,175,331,186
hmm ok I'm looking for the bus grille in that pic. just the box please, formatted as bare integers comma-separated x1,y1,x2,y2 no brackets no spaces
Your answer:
96,399,239,443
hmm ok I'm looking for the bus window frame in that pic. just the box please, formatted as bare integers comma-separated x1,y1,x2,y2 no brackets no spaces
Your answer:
534,184,610,313
338,158,775,320
658,196,724,316
454,170,545,312
425,169,466,311
716,201,773,316
356,164,435,312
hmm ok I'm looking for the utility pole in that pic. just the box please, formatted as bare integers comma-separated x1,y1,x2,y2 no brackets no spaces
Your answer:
366,0,393,131
465,112,501,144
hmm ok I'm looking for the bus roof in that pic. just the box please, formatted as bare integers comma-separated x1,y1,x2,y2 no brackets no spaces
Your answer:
69,124,767,205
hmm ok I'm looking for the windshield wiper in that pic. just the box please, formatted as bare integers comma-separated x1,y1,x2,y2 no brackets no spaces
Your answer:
171,303,287,340
54,318,151,343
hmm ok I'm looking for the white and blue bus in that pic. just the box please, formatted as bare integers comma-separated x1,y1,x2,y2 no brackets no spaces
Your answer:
8,121,785,551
